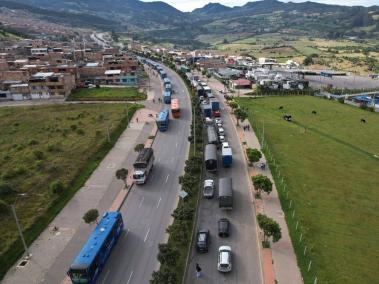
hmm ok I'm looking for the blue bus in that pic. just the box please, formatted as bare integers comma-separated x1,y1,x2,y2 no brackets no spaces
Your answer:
156,109,169,131
163,77,171,87
165,84,172,92
67,212,124,284
163,91,172,104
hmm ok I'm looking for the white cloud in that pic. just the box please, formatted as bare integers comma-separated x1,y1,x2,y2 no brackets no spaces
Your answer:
142,0,378,12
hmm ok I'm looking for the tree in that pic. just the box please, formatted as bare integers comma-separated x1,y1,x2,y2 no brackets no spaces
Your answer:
134,143,145,153
252,174,273,196
150,265,177,284
257,213,282,243
246,148,262,165
83,209,99,224
115,168,129,188
234,108,248,126
206,73,211,82
50,180,65,195
157,243,180,266
0,182,13,197
201,70,206,76
0,199,10,215
228,101,238,109
303,56,314,66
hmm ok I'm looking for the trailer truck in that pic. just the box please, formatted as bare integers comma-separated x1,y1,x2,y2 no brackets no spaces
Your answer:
133,148,154,184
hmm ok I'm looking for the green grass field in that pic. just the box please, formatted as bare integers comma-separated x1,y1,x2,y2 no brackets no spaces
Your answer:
69,87,146,101
236,96,379,284
0,103,140,279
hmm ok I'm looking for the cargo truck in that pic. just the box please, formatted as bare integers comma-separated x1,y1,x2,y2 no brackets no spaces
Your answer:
219,177,233,210
210,99,220,117
133,148,154,184
202,104,212,118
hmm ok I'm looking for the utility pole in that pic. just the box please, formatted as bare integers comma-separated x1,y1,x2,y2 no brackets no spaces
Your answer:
11,205,30,258
193,101,196,155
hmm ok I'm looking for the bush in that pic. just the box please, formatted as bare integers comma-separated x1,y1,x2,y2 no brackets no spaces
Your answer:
28,139,39,146
76,129,85,135
0,182,13,197
50,180,65,195
33,150,45,160
0,199,10,215
83,209,99,224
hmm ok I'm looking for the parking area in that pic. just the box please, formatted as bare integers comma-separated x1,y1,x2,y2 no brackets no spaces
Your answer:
185,81,262,283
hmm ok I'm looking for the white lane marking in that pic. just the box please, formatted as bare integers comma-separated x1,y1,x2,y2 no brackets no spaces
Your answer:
126,271,134,284
124,228,130,238
102,269,110,284
138,196,144,208
165,174,169,183
144,228,150,242
176,142,178,148
156,197,162,208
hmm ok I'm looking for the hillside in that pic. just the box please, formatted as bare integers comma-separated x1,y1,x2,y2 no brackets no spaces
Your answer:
1,0,379,48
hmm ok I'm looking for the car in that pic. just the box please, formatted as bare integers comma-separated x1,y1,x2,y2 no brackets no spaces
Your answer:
222,142,230,149
196,229,210,252
219,90,225,94
216,123,222,128
218,246,232,272
203,179,215,198
215,118,222,124
205,117,213,125
218,127,225,136
219,135,225,143
218,218,230,237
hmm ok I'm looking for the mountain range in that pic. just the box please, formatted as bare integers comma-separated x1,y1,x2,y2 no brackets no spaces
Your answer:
1,0,379,48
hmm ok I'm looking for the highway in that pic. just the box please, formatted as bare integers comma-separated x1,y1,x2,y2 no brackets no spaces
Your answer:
185,84,263,283
96,65,191,284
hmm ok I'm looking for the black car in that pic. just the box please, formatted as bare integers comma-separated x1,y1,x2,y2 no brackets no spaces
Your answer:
196,229,210,252
218,218,230,237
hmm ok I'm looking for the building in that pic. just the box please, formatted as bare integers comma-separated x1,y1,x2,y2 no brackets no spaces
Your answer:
9,83,30,100
29,72,75,98
214,68,244,80
230,79,252,89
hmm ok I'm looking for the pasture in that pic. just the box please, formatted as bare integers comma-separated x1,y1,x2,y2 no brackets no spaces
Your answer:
69,87,145,101
236,96,379,284
0,103,140,279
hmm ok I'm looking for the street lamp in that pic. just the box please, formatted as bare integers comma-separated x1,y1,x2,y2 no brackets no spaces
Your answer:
11,204,31,258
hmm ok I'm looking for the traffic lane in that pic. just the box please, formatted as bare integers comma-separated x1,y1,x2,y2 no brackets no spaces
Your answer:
97,69,191,284
186,103,262,283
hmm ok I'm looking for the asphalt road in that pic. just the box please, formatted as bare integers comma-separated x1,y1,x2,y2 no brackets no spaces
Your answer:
185,86,263,283
96,64,191,284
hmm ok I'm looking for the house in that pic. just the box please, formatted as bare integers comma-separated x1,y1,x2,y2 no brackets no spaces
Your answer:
214,68,244,80
0,90,11,101
230,79,252,89
9,83,30,100
29,72,75,98
104,69,122,84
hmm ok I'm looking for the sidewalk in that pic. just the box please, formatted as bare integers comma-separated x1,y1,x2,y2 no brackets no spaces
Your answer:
2,72,162,284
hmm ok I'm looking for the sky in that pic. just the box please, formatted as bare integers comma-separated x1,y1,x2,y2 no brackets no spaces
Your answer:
142,0,378,12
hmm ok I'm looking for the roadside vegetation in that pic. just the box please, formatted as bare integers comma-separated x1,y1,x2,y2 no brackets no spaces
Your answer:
68,87,146,101
149,60,204,283
236,96,379,284
0,103,140,279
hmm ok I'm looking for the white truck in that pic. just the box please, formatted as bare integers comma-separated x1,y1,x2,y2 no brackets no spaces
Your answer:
132,148,154,184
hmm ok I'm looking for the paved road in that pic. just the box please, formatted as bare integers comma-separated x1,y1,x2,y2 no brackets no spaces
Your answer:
96,65,191,284
185,83,263,283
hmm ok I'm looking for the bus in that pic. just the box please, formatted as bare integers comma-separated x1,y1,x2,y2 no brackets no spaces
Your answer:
207,125,218,147
204,144,218,172
159,70,167,79
163,91,172,104
67,212,124,284
156,109,170,131
163,77,171,87
171,98,180,118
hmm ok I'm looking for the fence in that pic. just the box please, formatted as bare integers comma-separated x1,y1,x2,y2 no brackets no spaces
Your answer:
251,113,319,284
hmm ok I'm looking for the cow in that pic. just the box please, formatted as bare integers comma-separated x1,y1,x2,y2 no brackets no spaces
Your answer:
361,118,366,123
312,110,317,115
278,106,284,110
283,114,292,121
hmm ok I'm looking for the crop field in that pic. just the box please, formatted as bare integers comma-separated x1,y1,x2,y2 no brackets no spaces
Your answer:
0,103,140,279
69,87,146,101
236,96,379,284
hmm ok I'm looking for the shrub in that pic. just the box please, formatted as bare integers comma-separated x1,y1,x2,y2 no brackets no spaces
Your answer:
50,180,65,195
83,209,99,224
76,129,85,135
47,144,61,152
28,139,39,146
33,150,45,160
70,124,78,131
0,182,13,197
0,199,10,215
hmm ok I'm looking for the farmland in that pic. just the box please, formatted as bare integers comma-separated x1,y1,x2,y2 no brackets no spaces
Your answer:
69,87,146,101
236,96,379,284
0,103,140,279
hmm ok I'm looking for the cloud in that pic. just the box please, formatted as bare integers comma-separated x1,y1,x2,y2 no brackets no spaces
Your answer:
142,0,378,12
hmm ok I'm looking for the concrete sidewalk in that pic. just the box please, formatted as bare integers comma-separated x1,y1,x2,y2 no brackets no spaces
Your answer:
2,71,163,284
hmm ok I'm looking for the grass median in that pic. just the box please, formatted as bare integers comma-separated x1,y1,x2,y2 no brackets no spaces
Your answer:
68,87,146,101
236,96,379,284
0,103,141,280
